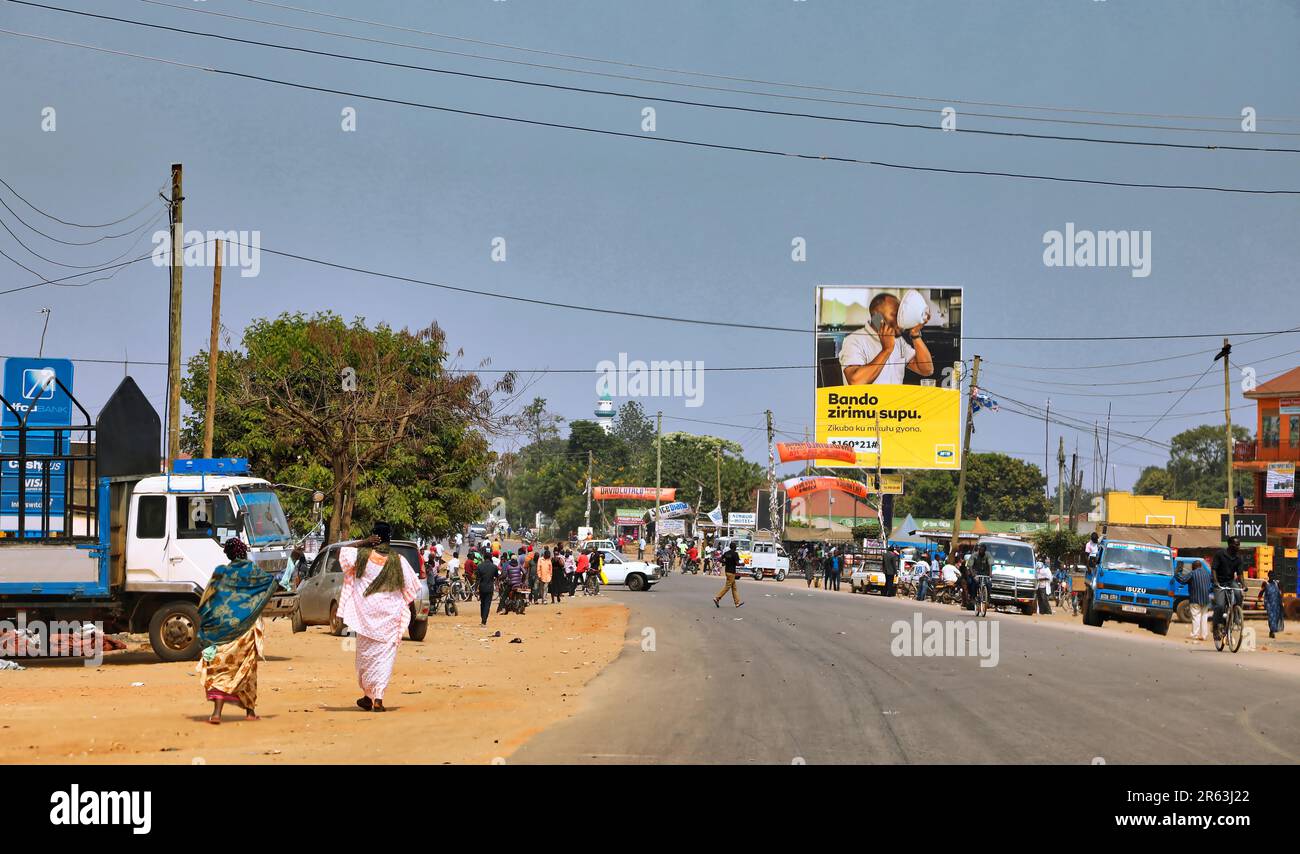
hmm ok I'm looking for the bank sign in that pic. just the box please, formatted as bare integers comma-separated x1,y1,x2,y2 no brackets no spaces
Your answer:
1,358,75,534
1221,514,1267,545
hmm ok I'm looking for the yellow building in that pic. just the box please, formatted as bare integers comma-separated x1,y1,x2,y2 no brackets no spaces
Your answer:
1104,491,1222,529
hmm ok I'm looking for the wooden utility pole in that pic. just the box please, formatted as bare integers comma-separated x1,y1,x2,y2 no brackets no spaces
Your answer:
1067,447,1079,530
949,355,981,555
202,238,222,458
1221,338,1235,531
1057,437,1066,531
654,410,662,543
766,410,778,535
585,449,595,530
166,163,184,467
715,441,722,515
1044,398,1051,504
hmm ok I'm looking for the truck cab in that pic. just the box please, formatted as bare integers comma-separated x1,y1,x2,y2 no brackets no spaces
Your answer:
1082,538,1176,635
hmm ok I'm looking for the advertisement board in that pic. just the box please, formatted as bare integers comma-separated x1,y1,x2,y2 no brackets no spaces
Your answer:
814,286,962,469
728,512,757,528
657,519,687,536
593,486,676,501
1221,514,1267,545
1266,462,1295,498
1,358,75,534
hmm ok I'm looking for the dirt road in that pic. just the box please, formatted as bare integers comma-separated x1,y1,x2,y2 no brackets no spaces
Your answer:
0,596,627,764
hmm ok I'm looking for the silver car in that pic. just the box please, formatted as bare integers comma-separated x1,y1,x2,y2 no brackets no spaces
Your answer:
291,540,430,641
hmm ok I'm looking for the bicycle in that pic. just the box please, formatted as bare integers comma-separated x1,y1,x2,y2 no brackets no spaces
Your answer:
583,572,601,596
1212,584,1244,653
974,575,990,618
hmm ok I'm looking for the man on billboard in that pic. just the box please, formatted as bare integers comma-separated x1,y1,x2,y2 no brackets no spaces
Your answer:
838,291,934,385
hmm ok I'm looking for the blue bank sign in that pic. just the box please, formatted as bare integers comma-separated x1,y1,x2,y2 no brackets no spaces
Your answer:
2,358,75,534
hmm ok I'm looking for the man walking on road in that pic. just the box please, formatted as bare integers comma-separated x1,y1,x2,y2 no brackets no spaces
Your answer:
883,546,898,597
713,541,744,608
476,550,500,626
1175,556,1212,642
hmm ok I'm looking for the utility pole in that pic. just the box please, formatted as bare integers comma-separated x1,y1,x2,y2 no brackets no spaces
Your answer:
654,410,662,544
1044,398,1051,504
766,410,778,535
584,449,593,528
1067,445,1078,531
950,355,981,555
1057,437,1066,531
166,163,184,467
715,441,722,516
1217,338,1235,531
203,238,222,458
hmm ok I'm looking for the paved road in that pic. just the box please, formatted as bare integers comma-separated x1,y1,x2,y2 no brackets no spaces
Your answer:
513,573,1300,764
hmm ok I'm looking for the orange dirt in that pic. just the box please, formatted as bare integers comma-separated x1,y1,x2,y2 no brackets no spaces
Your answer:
0,597,627,764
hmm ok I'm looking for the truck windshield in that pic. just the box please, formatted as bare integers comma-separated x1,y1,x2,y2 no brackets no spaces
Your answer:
1101,544,1173,575
985,543,1034,568
235,487,292,546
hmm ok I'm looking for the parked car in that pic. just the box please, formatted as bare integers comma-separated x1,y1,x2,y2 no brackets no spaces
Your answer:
292,539,431,640
978,536,1039,615
597,549,662,591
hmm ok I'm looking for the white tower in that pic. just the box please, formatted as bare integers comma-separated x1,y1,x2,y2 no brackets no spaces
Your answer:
595,391,616,434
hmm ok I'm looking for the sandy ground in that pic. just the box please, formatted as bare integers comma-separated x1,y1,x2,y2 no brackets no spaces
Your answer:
0,596,627,764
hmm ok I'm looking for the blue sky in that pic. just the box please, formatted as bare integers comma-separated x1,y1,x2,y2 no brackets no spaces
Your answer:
2,0,1298,491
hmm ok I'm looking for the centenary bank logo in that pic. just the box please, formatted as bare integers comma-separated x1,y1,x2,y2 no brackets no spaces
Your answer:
1042,222,1151,278
151,224,262,277
50,785,151,835
890,613,1000,668
0,614,104,667
596,353,705,408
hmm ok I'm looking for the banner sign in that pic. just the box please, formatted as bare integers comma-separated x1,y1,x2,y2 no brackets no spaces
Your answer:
593,486,676,501
657,501,692,519
776,441,855,464
781,475,870,500
814,286,963,470
657,519,687,536
728,512,757,527
2,358,75,534
1266,462,1295,498
615,508,646,526
1280,398,1300,416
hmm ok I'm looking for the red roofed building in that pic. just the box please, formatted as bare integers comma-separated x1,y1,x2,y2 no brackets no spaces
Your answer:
1232,365,1300,590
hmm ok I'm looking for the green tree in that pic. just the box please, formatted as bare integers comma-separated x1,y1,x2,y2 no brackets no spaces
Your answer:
180,311,509,543
893,453,1049,522
1133,465,1174,498
1030,528,1085,566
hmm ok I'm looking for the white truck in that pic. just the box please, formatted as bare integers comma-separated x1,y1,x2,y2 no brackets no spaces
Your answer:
0,378,298,662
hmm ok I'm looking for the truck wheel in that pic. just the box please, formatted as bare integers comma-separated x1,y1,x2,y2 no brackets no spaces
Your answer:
291,603,306,634
1082,595,1103,627
1175,600,1191,623
776,569,787,582
407,612,428,642
148,601,202,662
626,573,646,592
329,601,346,636
1148,619,1171,637
752,568,763,581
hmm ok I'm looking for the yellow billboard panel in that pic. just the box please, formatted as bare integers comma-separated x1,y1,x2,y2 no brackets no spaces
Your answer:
815,385,962,469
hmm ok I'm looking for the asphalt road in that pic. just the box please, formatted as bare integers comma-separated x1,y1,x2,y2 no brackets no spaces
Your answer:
512,572,1300,764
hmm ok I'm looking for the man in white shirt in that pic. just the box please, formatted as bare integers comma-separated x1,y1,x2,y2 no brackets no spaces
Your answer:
839,292,935,385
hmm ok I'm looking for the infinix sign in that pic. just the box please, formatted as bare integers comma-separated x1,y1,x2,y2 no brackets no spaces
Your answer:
1221,514,1267,544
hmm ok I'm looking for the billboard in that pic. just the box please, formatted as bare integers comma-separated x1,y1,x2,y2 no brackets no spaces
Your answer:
814,286,962,470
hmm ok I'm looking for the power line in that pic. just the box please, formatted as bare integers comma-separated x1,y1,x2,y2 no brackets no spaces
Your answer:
0,209,165,269
6,27,1300,197
0,174,160,229
18,2,1297,154
241,0,1300,128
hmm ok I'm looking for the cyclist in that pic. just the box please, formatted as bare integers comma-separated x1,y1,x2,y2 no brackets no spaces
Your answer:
1210,536,1245,640
971,542,993,607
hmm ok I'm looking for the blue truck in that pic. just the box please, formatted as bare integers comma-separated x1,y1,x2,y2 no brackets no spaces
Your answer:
1081,538,1177,635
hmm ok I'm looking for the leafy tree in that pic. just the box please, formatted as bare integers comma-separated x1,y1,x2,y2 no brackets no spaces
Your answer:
613,400,655,462
180,311,510,543
852,521,882,541
893,453,1050,522
518,397,565,445
1030,528,1086,566
1133,465,1174,498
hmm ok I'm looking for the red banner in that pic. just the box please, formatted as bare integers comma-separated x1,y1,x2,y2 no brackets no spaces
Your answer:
776,442,856,464
780,476,869,500
591,486,677,501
